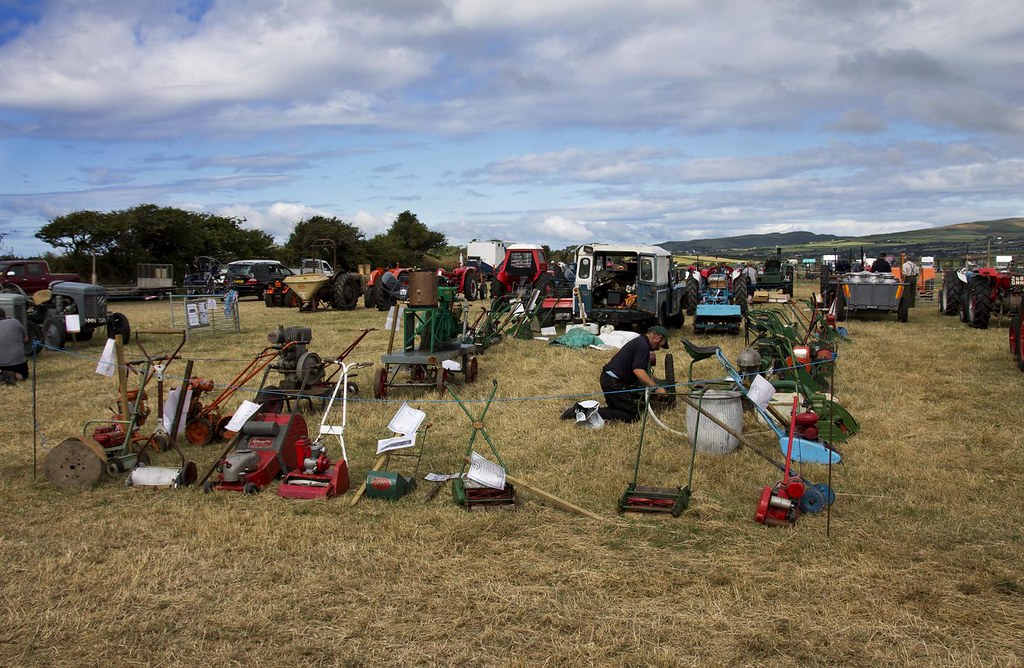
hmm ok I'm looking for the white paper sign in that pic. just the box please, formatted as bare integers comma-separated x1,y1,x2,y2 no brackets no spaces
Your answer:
186,303,200,327
65,314,81,333
206,298,217,312
384,305,404,331
467,451,506,490
376,433,417,454
225,400,263,432
748,374,775,409
386,402,426,436
197,302,210,325
424,472,463,482
162,386,194,433
95,338,117,376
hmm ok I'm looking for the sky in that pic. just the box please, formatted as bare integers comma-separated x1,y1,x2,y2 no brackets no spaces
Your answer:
1,0,1023,257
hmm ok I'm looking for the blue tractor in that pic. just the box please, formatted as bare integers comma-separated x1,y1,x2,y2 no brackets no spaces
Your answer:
689,265,749,334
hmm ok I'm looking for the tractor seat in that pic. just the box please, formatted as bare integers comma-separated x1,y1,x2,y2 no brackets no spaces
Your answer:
680,338,720,382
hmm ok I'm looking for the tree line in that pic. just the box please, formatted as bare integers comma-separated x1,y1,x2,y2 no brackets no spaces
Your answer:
31,204,448,283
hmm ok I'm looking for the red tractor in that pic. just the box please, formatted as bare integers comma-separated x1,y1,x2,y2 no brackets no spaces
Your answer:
364,266,412,310
491,244,554,298
940,265,1024,329
438,264,481,301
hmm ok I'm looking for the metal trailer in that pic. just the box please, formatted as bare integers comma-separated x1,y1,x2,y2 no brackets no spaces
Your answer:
836,272,909,322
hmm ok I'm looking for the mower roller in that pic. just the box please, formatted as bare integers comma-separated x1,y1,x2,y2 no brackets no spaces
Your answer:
277,360,374,499
619,389,695,516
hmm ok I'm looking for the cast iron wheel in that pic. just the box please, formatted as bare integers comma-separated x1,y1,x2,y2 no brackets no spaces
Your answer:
106,312,131,342
150,433,171,452
685,279,699,316
1011,313,1019,360
373,368,388,399
897,290,909,323
43,318,67,349
465,355,479,383
465,275,479,301
435,368,447,393
243,481,259,495
185,417,214,446
967,275,992,329
410,365,427,381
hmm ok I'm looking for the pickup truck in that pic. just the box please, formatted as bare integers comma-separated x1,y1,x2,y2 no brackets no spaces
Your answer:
0,260,80,296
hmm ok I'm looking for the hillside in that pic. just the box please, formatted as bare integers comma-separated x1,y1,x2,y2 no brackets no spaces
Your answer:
661,217,1024,260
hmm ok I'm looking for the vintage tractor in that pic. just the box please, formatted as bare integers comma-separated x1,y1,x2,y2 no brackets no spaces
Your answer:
438,264,481,301
950,265,1024,329
366,266,412,310
690,266,748,334
29,281,131,349
490,244,554,299
755,248,795,296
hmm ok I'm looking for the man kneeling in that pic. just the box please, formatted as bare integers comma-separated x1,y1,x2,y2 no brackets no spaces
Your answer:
598,325,669,423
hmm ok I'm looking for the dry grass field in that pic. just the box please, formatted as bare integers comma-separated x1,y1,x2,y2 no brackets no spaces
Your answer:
1,279,1022,667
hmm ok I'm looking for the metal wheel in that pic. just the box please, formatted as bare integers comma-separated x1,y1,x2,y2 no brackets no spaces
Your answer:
465,275,479,301
256,385,284,413
243,481,259,495
43,318,67,349
435,367,447,393
465,356,479,383
185,417,214,446
105,459,122,478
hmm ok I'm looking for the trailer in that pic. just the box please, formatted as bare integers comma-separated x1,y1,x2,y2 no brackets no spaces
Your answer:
833,272,909,322
105,264,176,300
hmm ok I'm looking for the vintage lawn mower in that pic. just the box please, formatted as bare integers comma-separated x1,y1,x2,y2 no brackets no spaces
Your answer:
125,359,198,490
200,411,306,494
754,397,836,526
181,338,292,446
256,326,373,412
448,381,518,511
351,403,431,504
45,336,157,488
277,360,373,499
619,389,697,516
680,339,840,465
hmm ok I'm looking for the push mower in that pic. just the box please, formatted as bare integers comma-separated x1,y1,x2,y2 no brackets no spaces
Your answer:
277,360,373,499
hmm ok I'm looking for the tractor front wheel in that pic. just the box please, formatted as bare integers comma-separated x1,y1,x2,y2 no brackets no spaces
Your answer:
107,312,131,342
465,275,479,301
44,318,67,349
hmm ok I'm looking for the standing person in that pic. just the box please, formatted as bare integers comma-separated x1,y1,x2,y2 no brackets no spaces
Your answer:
0,309,29,384
598,325,669,423
901,254,920,307
871,252,892,273
742,262,758,287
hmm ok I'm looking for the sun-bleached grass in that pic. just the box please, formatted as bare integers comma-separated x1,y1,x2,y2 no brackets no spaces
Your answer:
1,280,1022,666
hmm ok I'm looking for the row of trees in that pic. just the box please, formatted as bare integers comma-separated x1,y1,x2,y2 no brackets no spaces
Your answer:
33,205,449,283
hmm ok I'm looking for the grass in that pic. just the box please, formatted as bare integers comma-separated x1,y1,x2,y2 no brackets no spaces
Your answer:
1,279,1022,666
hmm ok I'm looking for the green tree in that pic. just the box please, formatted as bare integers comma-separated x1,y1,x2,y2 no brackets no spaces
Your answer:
282,216,367,270
36,205,276,283
365,210,447,267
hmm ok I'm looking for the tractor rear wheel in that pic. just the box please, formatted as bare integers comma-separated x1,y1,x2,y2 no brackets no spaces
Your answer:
685,279,699,316
968,275,992,329
1017,319,1024,372
491,278,506,300
1010,314,1020,356
732,276,748,316
939,271,960,315
364,284,377,308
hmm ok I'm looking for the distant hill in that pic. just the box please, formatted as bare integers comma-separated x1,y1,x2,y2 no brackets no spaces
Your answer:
660,217,1024,260
659,231,839,254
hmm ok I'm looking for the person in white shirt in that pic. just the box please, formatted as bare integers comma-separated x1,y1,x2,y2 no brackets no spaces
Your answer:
901,254,920,307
